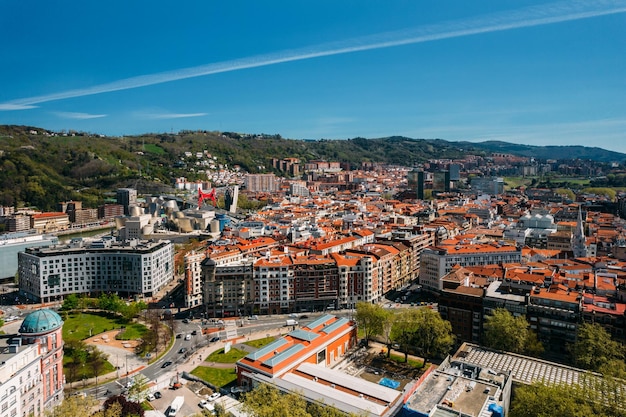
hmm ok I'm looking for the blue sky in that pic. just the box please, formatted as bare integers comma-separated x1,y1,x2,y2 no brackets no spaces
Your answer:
1,1,625,154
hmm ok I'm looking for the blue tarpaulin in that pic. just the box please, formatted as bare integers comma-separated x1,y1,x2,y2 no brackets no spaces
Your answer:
379,377,400,389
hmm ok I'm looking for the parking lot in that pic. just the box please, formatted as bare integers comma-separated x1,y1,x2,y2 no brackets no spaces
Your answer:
147,384,208,416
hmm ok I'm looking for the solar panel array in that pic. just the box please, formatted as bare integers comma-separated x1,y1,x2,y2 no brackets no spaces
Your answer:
245,338,288,361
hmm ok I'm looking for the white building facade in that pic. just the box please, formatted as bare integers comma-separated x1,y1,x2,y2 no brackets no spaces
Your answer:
18,239,174,303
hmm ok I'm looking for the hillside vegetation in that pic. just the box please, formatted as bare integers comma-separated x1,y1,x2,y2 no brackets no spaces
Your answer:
0,125,624,211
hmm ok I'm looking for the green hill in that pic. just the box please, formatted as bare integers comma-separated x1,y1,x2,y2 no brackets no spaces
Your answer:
0,125,623,211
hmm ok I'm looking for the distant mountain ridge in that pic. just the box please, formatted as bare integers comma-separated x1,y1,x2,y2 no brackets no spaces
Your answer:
457,140,625,162
0,124,624,211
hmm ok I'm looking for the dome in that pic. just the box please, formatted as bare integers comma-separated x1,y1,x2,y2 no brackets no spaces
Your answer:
19,309,63,334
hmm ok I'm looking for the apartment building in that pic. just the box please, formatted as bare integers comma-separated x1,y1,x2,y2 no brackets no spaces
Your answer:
18,238,174,303
0,309,66,417
30,212,70,234
201,257,254,317
419,242,521,292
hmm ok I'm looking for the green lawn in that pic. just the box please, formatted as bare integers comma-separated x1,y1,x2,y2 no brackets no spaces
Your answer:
63,312,126,342
63,355,116,381
243,336,275,349
205,347,248,363
191,366,237,388
116,322,148,340
143,143,166,155
62,312,147,342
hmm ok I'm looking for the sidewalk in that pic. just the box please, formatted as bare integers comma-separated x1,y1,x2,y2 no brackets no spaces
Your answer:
82,326,287,388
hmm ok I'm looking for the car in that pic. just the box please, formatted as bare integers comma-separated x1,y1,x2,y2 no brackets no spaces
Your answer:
209,336,220,343
248,315,259,320
154,391,162,399
191,330,198,335
178,347,187,354
288,313,299,319
147,393,155,401
208,392,221,401
182,318,190,324
176,333,182,339
185,334,192,341
161,361,172,368
299,315,309,319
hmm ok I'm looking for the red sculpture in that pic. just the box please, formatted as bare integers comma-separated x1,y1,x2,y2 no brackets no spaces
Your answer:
198,188,217,207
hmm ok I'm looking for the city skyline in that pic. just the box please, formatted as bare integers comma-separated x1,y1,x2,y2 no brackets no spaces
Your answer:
1,1,625,153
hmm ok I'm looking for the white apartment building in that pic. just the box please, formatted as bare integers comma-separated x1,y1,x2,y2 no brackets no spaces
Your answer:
0,344,42,417
18,238,174,303
419,242,521,292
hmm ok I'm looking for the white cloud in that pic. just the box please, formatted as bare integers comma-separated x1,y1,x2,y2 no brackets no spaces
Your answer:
143,112,207,120
0,103,38,110
1,0,625,110
53,111,107,120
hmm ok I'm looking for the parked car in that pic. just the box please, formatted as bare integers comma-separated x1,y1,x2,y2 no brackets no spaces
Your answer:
154,391,162,399
208,392,221,401
209,336,220,343
147,393,155,401
161,361,172,368
182,318,189,324
248,315,259,320
300,315,309,319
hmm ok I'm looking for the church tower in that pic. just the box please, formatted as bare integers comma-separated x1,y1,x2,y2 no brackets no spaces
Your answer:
572,205,588,258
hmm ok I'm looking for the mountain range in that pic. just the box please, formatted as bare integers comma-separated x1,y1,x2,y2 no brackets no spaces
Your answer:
0,124,624,212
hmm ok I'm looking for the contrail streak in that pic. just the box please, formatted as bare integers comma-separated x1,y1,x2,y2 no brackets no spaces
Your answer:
1,0,625,110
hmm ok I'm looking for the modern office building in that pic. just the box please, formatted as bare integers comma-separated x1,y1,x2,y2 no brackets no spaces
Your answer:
18,238,174,303
236,314,403,417
116,188,138,215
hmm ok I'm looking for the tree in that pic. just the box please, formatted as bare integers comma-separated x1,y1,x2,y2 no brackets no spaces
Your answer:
88,346,108,393
510,381,593,417
510,377,626,417
354,302,387,346
241,383,310,417
379,309,395,358
483,309,543,355
45,394,99,417
410,308,454,363
127,374,149,402
241,384,363,417
569,322,625,372
103,395,144,417
61,293,79,310
92,402,123,417
390,309,420,362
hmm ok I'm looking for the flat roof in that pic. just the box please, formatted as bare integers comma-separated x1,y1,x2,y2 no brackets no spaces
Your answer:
297,362,399,403
263,344,305,367
245,339,288,361
279,373,391,417
321,317,349,334
304,314,335,330
455,344,583,386
288,329,319,342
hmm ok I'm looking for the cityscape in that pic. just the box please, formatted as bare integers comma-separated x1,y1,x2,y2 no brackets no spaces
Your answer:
0,129,625,416
1,1,626,416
